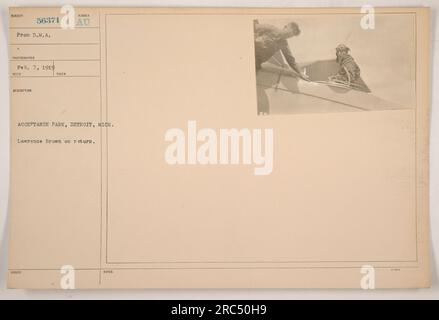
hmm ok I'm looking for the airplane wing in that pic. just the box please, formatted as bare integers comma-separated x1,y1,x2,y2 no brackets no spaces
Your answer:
256,59,405,114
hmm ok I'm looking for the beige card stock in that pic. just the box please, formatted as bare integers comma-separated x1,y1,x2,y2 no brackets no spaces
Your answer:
7,7,431,288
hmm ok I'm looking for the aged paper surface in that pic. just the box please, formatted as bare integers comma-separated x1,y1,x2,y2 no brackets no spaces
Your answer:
7,7,430,288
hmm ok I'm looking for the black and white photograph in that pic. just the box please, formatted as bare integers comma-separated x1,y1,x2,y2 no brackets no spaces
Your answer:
254,14,416,114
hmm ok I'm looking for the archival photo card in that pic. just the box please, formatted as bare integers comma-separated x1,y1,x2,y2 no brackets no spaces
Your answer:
254,14,416,115
7,7,430,289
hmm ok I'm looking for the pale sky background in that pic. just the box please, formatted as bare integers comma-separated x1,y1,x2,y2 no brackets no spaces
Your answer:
260,14,416,107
